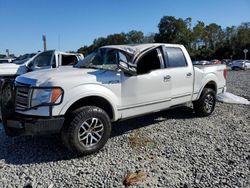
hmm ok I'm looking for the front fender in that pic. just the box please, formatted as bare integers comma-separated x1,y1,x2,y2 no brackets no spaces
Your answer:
53,84,120,120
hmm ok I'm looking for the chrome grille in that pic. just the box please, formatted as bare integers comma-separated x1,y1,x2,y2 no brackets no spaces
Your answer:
15,82,31,111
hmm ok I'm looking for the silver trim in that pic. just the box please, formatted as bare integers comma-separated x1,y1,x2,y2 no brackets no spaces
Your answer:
118,93,191,111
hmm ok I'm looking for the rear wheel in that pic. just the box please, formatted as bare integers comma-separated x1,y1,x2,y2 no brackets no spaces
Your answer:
61,106,111,156
193,88,216,117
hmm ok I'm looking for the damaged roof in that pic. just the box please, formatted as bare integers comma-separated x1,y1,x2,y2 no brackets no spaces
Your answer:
101,43,183,56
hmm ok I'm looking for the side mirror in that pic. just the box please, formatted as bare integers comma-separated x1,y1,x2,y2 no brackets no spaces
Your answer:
118,60,137,76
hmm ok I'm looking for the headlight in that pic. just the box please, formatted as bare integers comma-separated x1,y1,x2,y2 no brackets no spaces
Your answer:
30,87,63,108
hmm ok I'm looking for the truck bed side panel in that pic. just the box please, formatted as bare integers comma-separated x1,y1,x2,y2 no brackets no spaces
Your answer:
192,65,226,101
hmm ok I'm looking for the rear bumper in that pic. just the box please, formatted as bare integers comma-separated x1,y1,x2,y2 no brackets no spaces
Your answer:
2,113,64,137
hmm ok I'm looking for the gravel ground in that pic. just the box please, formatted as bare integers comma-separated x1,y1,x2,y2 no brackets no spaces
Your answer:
0,70,249,188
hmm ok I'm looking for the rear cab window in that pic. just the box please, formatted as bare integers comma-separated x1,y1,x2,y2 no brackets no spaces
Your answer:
162,47,187,68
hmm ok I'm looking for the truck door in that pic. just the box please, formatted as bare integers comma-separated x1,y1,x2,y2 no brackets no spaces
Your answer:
162,46,193,105
27,51,54,71
120,47,171,118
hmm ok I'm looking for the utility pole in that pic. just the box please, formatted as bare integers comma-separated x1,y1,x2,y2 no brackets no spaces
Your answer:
6,49,9,57
243,49,248,60
42,35,47,51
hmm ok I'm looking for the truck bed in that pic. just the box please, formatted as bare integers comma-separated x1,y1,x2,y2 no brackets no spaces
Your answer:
192,64,226,100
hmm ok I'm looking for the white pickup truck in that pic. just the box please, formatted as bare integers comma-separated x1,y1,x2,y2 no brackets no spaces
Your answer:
0,50,83,78
2,44,227,155
0,50,83,120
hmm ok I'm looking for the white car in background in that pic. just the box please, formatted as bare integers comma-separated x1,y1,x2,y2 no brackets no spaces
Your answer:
230,60,250,70
12,53,37,65
0,57,15,63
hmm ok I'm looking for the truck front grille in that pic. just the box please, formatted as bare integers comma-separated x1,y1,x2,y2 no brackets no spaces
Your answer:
15,82,31,111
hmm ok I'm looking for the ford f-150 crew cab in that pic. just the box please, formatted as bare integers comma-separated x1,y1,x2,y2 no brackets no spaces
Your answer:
2,44,227,155
0,50,84,120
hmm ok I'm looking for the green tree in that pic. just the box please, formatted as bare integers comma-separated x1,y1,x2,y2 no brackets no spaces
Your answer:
192,21,206,49
106,33,127,45
154,16,192,48
126,30,144,44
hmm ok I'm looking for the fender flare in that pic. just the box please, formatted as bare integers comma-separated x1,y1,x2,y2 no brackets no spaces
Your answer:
57,84,120,121
196,75,218,100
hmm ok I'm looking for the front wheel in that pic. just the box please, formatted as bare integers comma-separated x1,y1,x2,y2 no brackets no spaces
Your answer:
61,106,111,156
193,88,216,117
1,82,15,119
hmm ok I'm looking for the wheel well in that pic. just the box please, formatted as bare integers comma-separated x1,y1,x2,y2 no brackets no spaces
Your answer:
65,96,114,120
204,81,217,92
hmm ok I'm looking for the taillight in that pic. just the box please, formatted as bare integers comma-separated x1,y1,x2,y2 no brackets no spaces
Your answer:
223,68,228,79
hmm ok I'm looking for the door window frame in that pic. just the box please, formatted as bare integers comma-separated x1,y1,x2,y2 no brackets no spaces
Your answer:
162,46,188,69
135,47,165,75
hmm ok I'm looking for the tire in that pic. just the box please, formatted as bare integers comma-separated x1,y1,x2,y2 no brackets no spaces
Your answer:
61,106,112,156
1,82,15,119
193,88,216,117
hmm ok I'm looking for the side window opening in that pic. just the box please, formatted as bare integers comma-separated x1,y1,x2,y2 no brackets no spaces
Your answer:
164,47,187,68
137,49,161,75
62,55,78,65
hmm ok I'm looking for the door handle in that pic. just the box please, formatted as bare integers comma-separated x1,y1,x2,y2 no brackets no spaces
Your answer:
186,72,192,77
163,75,171,82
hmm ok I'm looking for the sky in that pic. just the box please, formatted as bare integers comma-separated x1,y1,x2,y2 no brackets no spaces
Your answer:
0,0,249,55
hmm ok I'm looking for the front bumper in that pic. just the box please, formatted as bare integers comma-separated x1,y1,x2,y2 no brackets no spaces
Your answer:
2,113,64,137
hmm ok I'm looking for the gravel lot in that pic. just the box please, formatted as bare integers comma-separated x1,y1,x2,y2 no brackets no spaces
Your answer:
0,70,249,188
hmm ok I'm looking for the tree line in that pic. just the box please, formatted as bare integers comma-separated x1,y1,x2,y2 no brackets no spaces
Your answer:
77,16,250,60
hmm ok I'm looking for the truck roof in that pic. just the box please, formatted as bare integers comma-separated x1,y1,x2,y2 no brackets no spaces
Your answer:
101,43,184,55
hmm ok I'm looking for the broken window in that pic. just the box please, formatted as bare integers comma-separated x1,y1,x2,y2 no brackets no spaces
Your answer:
137,49,161,75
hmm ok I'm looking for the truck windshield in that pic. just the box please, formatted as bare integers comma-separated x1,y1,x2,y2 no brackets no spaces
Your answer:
75,48,132,71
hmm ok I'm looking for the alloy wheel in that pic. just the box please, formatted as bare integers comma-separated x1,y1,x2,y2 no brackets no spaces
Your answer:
78,117,104,147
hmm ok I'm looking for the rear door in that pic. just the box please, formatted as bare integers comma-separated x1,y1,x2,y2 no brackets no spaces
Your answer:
162,46,193,105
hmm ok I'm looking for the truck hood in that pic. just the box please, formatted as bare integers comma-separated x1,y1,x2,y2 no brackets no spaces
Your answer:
16,66,107,87
0,63,24,76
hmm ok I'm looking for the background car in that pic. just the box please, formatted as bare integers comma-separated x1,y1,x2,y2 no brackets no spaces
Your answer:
210,59,222,64
0,57,15,63
221,59,232,66
12,53,37,65
230,60,250,70
192,60,211,65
